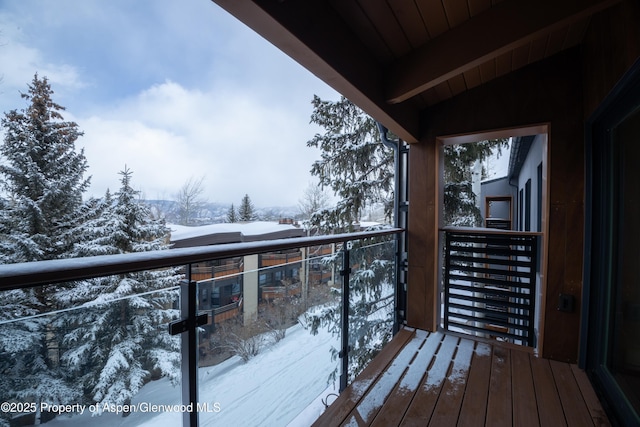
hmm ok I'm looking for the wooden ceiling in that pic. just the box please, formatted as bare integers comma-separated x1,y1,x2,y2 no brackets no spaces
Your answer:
212,0,622,142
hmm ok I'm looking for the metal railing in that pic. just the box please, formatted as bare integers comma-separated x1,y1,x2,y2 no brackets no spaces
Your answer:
442,227,540,347
0,227,402,426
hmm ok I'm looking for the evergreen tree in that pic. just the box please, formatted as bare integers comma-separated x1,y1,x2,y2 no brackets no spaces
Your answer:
304,234,395,383
0,73,90,263
303,95,507,384
443,140,508,226
0,74,91,423
306,96,507,230
303,96,396,383
227,203,238,223
58,168,180,412
238,194,256,222
306,96,393,232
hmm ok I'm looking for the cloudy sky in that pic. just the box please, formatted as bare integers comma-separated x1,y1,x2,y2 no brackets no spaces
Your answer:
0,0,339,208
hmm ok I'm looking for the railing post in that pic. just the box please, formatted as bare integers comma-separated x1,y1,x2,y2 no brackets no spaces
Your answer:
527,236,538,346
339,241,352,392
443,231,451,331
169,266,208,427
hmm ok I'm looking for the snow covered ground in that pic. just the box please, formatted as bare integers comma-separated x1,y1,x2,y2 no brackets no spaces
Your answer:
47,324,339,427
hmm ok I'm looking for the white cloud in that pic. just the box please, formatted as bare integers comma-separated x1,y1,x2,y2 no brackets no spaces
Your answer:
1,1,339,209
78,80,328,207
0,17,86,102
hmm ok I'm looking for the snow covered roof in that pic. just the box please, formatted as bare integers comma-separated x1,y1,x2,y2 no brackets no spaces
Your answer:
169,221,305,248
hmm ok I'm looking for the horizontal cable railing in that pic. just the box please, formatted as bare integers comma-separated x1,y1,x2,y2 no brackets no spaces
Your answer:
442,227,540,347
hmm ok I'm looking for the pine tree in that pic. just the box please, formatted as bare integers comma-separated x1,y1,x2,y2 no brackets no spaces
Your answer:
227,203,238,223
303,96,507,384
303,96,396,383
443,140,508,226
306,95,393,232
0,73,90,263
238,194,256,222
58,168,180,413
0,74,91,422
304,234,395,383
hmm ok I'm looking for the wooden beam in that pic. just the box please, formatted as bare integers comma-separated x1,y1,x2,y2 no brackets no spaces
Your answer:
386,0,621,104
211,0,421,142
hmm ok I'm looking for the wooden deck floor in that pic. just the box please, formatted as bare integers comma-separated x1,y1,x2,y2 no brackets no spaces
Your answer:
313,328,610,426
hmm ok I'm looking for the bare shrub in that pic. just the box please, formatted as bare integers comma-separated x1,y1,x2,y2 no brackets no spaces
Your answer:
215,319,264,362
263,295,301,343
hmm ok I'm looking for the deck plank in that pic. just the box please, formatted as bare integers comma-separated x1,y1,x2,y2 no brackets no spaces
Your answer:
369,331,445,427
341,330,428,425
313,329,610,427
399,334,460,426
570,365,611,427
549,360,594,427
530,356,567,427
311,328,415,427
511,349,540,427
457,342,492,426
485,345,513,426
428,337,475,426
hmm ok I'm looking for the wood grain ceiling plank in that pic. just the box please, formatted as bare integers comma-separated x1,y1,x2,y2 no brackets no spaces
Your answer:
563,18,591,49
215,0,420,141
545,27,569,58
442,0,471,28
331,0,395,62
433,80,453,102
479,58,497,84
463,66,482,90
447,73,467,96
413,93,429,110
388,0,431,48
468,0,492,17
511,43,531,71
386,0,622,103
495,50,513,77
416,0,451,39
528,34,548,64
357,0,413,57
423,87,441,106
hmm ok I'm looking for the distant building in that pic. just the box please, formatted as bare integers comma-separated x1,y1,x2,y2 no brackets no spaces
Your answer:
170,221,306,322
480,134,546,233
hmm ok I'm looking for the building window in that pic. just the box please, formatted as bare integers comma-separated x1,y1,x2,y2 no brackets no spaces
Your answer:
259,273,268,285
519,189,524,231
537,163,543,232
525,179,531,231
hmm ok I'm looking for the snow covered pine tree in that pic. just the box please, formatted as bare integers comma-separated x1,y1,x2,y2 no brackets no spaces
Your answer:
303,95,396,382
306,95,394,233
59,168,181,415
0,74,91,425
0,75,180,424
303,96,508,384
238,193,257,222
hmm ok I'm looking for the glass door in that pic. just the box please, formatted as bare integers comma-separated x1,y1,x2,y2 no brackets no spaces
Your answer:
585,61,640,426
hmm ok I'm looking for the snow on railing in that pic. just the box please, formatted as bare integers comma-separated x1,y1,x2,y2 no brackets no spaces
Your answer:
0,228,403,427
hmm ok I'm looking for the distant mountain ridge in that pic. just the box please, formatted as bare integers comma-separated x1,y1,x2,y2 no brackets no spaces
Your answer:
144,199,300,225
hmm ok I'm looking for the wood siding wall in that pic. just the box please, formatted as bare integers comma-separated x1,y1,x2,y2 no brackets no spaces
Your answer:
583,0,640,119
408,49,584,362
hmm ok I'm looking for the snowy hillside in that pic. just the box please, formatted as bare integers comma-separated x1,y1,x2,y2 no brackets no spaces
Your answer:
47,324,339,427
